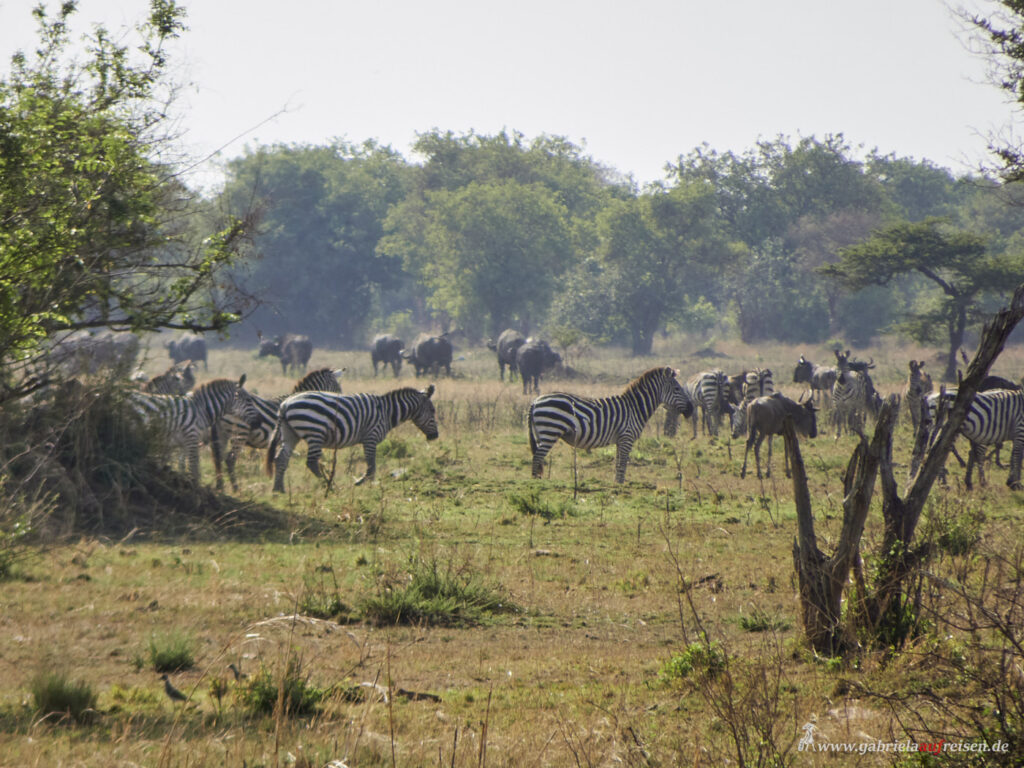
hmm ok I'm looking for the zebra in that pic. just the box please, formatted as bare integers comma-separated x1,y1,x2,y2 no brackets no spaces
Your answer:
792,356,837,404
141,361,196,396
903,360,932,432
831,349,874,438
663,369,731,439
265,385,438,491
925,387,1024,489
730,367,775,437
219,368,343,491
528,366,695,484
130,375,253,485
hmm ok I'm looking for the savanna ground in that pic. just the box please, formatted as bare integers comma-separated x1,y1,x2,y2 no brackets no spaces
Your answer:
1,335,1021,767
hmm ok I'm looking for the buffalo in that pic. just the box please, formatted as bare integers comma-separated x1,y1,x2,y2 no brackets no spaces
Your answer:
167,331,208,370
402,334,453,377
371,334,404,377
258,332,313,375
516,339,561,395
487,329,526,381
54,329,140,377
740,393,818,480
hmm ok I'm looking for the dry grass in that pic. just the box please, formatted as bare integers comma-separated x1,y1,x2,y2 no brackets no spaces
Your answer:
1,334,1022,765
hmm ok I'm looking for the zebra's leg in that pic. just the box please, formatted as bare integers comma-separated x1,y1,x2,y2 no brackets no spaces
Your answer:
531,434,557,478
1006,430,1023,490
965,442,984,490
271,422,300,493
614,436,636,483
355,441,378,486
186,435,200,484
304,436,325,480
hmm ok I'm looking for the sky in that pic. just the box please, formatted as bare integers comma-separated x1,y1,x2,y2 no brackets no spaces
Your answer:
0,0,1019,192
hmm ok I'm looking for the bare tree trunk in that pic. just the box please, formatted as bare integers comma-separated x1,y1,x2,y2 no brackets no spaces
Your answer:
788,283,1024,654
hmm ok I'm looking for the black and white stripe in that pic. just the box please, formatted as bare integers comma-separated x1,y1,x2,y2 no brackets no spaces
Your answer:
831,350,871,438
926,388,1024,489
266,385,438,491
220,368,342,491
141,361,196,396
731,368,775,437
528,366,694,483
664,369,730,439
903,360,931,431
130,376,250,484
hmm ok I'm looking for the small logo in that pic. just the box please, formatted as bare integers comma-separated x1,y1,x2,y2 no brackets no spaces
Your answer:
798,722,816,752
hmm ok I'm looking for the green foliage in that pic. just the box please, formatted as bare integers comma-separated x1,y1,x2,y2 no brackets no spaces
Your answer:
298,564,350,621
358,556,516,627
146,630,196,673
659,641,726,683
0,507,35,580
235,657,328,717
30,670,97,724
738,607,791,633
506,489,573,520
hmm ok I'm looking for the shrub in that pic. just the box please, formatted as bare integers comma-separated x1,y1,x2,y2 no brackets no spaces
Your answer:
659,641,726,683
147,630,195,673
298,564,351,621
738,607,791,633
30,670,97,724
235,658,327,717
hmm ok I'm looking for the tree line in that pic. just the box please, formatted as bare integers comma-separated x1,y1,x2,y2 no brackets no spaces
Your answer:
218,131,1024,367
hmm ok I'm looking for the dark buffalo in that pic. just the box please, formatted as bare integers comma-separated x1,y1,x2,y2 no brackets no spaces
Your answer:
487,328,526,381
56,329,140,376
166,331,207,370
516,339,561,395
258,332,313,375
402,333,452,377
371,334,404,377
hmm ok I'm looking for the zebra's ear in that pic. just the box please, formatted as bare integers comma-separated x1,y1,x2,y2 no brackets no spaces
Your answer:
425,384,435,398
238,373,247,388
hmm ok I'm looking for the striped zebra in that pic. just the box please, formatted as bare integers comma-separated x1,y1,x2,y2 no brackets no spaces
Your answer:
220,368,343,491
141,361,196,396
792,356,837,404
663,369,730,439
730,367,775,437
528,366,695,484
265,385,438,491
903,360,932,432
831,350,873,438
925,388,1024,489
130,375,253,485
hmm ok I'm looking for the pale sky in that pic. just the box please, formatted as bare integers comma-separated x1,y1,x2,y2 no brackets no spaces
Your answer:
1,0,1018,191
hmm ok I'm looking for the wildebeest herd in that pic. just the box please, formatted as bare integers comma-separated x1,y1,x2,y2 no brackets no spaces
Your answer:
51,326,1024,492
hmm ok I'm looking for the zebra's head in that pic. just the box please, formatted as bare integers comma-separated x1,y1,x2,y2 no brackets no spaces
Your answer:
411,384,439,441
661,368,695,418
229,374,263,430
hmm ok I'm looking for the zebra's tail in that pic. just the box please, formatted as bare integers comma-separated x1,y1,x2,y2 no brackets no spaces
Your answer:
528,405,537,456
265,421,281,477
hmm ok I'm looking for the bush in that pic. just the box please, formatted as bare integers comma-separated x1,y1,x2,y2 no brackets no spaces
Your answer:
298,564,351,621
30,670,97,724
659,641,726,683
146,630,196,673
738,607,791,633
236,658,328,717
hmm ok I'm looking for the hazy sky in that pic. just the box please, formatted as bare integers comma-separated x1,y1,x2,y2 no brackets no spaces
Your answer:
1,0,1018,191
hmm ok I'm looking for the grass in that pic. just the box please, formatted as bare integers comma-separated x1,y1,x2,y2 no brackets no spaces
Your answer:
0,334,1022,764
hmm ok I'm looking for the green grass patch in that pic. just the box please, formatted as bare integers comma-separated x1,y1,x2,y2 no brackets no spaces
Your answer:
143,630,196,673
30,670,97,724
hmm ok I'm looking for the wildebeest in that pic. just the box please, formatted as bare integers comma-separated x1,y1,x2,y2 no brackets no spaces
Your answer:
792,355,837,403
53,329,140,377
487,329,526,381
402,333,453,377
166,331,208,371
516,339,561,395
371,334,404,377
258,332,313,375
740,393,818,480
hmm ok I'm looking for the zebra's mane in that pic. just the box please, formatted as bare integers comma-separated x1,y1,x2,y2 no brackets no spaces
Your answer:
292,368,338,392
384,386,428,398
623,367,673,395
189,377,238,397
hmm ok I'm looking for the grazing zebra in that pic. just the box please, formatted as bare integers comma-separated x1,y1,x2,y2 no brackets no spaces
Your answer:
528,366,695,483
730,368,775,437
664,369,731,439
130,376,252,485
141,361,197,396
831,350,873,438
925,388,1024,489
266,386,438,491
220,368,343,491
792,356,837,404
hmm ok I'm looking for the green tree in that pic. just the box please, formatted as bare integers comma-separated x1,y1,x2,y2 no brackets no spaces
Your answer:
220,140,413,346
822,218,1023,379
0,1,249,401
380,180,572,338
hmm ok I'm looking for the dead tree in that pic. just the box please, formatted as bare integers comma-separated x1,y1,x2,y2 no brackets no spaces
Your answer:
787,283,1024,655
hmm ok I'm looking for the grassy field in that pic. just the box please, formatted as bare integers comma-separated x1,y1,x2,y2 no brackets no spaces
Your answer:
0,336,1021,767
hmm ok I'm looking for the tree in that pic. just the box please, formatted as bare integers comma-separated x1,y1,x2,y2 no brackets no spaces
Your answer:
822,218,1023,379
0,1,250,401
220,141,413,346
